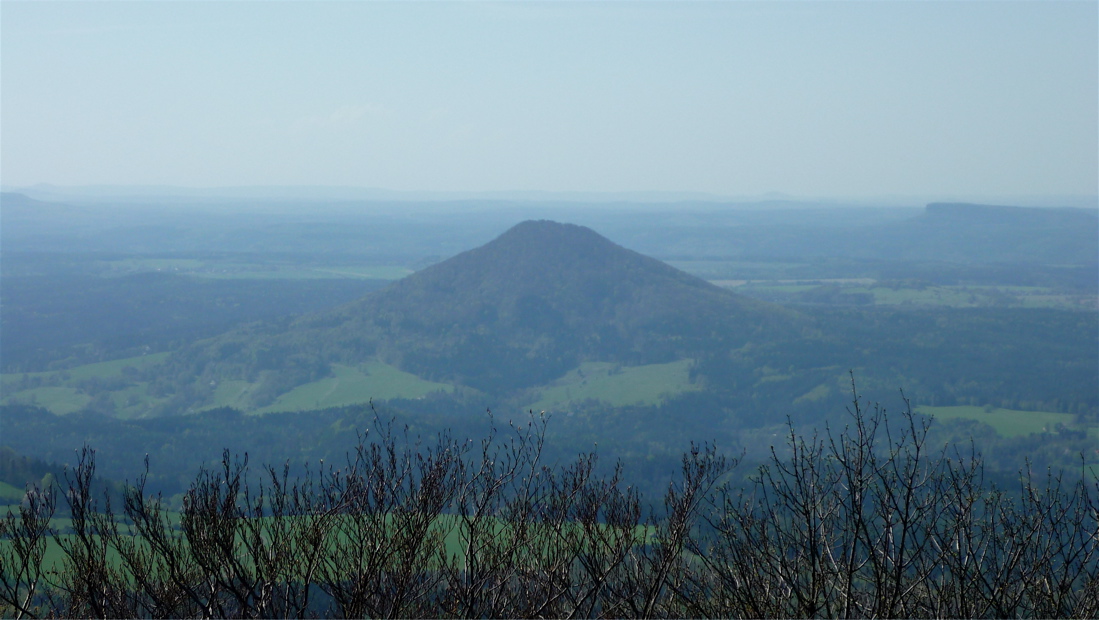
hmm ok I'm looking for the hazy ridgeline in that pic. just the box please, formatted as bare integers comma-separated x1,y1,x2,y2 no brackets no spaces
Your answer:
2,391,1096,618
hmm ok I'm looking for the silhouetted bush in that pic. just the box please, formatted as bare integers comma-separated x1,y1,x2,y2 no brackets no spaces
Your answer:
2,385,1096,618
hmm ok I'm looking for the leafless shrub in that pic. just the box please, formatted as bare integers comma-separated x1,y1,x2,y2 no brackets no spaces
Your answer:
685,375,1099,619
1,385,1094,618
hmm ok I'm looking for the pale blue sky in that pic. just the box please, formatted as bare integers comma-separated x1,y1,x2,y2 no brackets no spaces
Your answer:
2,1,1096,199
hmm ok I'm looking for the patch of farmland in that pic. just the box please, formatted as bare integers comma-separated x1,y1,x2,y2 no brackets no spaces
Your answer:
256,362,454,414
526,359,698,413
917,405,1082,438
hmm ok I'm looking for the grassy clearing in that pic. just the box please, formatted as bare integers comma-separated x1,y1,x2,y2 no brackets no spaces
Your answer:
95,257,412,281
527,359,697,413
1,353,170,416
865,287,978,306
293,266,412,280
793,383,832,405
99,257,207,274
728,278,1096,310
2,387,90,415
0,511,652,585
70,353,170,379
2,355,453,417
0,481,27,503
193,265,412,280
1,353,169,389
916,405,1081,438
668,260,806,280
870,285,1098,309
256,362,454,414
740,283,821,294
207,380,259,410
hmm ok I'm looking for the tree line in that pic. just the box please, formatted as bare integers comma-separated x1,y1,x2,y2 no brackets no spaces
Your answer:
2,387,1096,618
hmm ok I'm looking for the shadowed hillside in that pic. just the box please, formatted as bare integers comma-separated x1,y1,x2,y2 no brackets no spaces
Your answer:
327,220,798,390
172,220,801,401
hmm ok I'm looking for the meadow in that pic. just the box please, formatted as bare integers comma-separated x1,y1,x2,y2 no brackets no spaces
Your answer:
0,355,453,417
916,404,1083,438
97,256,413,281
1,353,170,417
525,359,698,412
252,362,454,414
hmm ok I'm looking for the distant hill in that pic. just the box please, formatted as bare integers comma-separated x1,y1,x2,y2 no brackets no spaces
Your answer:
177,220,801,399
856,203,1099,264
328,220,798,391
0,192,90,237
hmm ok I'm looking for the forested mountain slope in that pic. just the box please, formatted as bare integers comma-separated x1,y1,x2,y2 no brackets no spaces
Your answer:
174,220,803,398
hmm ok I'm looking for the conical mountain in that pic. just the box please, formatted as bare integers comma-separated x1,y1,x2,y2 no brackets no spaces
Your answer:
358,220,759,331
179,220,799,402
314,220,796,392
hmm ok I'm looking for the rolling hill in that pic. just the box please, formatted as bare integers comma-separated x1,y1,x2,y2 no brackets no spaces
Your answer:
7,216,1092,425
166,220,802,406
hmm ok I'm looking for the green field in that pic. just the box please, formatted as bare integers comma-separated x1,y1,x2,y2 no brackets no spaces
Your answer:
916,405,1082,438
96,256,412,281
0,481,27,503
194,265,413,280
0,509,651,591
1,353,171,417
719,277,1096,310
1,386,90,415
526,359,698,413
1,352,169,389
668,260,807,281
255,362,455,414
2,353,453,417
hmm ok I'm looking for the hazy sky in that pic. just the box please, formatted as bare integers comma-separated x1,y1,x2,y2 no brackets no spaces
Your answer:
2,1,1096,198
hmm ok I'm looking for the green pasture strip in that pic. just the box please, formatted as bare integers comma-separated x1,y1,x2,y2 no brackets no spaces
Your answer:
1,512,650,583
302,266,412,280
792,383,832,405
98,257,207,274
729,280,1093,309
1,387,90,415
740,283,820,293
1018,294,1099,310
190,265,407,280
256,361,454,414
0,481,27,502
856,285,1092,309
865,286,973,306
2,352,169,386
67,353,168,379
527,359,698,413
666,260,805,280
206,380,258,410
2,353,169,415
917,405,1082,438
94,256,412,281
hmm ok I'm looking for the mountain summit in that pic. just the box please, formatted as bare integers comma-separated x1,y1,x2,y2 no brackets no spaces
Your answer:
363,220,749,332
320,220,792,391
182,220,797,398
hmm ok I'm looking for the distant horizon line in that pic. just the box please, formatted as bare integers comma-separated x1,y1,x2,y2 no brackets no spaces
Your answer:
3,183,1097,210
